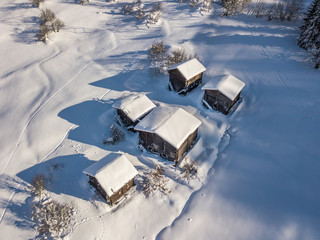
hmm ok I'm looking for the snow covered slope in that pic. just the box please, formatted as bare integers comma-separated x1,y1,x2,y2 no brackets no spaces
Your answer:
0,0,319,239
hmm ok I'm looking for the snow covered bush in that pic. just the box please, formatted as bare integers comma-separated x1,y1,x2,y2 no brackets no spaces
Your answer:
181,158,198,181
141,166,171,197
149,42,167,74
31,0,45,8
146,3,162,24
167,47,197,66
201,0,213,12
122,3,134,15
31,174,46,197
103,124,125,145
32,199,74,239
189,0,201,8
149,43,198,74
221,0,251,16
298,0,320,69
79,0,89,5
135,8,146,20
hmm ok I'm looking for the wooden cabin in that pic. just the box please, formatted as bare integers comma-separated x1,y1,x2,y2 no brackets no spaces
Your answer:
202,75,245,115
167,58,206,94
134,106,201,164
112,94,156,129
83,153,138,205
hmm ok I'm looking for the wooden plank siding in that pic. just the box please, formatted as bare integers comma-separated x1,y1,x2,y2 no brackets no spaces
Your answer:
138,129,198,163
117,109,135,127
204,90,240,115
169,69,203,94
89,176,135,206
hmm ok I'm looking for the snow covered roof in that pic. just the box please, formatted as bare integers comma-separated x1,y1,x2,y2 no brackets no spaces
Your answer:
202,74,245,100
134,106,201,149
167,58,206,81
112,94,156,122
83,153,138,197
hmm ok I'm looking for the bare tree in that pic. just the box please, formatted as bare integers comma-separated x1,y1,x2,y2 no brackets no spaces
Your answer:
31,174,46,196
141,166,171,197
31,0,45,8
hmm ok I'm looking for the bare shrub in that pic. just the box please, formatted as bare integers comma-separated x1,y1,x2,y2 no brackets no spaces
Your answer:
79,0,89,5
31,174,46,196
31,0,45,8
266,0,303,21
103,124,125,145
40,8,56,24
141,166,171,197
38,8,64,42
32,199,74,239
51,18,65,32
181,158,198,181
37,24,51,42
249,0,267,18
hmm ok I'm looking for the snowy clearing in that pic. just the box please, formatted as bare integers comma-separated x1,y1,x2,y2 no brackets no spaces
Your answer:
0,0,319,239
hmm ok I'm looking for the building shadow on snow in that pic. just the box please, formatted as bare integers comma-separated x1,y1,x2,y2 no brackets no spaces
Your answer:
17,154,97,202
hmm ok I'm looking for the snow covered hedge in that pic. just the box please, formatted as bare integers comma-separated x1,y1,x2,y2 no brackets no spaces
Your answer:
32,199,74,239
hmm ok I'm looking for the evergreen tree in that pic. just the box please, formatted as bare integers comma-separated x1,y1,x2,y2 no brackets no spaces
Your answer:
298,0,320,49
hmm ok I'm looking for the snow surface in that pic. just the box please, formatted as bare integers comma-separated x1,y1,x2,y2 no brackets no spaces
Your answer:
112,93,156,122
134,106,201,149
0,0,319,239
167,58,206,80
202,74,246,100
83,153,138,197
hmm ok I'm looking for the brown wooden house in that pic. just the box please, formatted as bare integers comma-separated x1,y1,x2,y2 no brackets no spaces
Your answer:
112,94,156,129
83,153,138,205
202,74,245,115
134,106,201,164
167,58,206,94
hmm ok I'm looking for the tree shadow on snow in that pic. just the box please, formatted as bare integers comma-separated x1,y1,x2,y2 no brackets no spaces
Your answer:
17,154,96,202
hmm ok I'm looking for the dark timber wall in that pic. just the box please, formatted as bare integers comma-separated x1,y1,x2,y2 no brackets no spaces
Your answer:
138,129,198,163
89,176,135,206
169,69,203,93
203,90,240,114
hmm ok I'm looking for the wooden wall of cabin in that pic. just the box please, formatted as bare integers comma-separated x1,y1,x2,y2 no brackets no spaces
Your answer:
169,69,187,92
204,90,232,114
185,73,203,90
117,109,134,127
176,129,198,161
138,131,178,161
89,176,108,201
169,70,203,93
109,178,135,205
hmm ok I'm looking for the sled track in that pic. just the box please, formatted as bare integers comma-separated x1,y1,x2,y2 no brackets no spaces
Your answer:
249,24,319,129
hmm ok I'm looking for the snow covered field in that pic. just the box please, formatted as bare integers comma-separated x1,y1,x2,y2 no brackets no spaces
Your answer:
0,0,319,239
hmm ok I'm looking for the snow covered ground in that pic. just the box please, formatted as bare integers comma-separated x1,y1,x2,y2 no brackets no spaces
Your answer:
0,0,319,239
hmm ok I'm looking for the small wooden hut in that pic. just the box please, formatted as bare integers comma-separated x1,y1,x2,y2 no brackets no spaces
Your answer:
167,58,206,94
83,153,138,205
202,74,245,114
112,94,156,129
134,106,201,164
